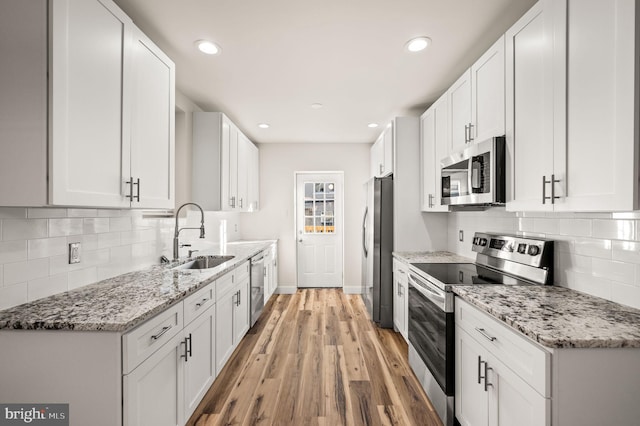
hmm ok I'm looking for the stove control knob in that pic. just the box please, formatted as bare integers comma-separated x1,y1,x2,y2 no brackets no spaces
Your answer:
479,238,487,246
504,243,515,252
527,245,540,256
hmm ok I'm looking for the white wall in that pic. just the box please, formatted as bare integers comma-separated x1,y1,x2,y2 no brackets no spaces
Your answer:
239,143,370,293
447,208,640,310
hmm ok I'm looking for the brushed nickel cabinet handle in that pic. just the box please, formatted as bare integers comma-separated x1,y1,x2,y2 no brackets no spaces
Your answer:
151,325,172,341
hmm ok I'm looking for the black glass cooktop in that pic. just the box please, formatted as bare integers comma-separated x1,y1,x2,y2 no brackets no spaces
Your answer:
410,263,531,286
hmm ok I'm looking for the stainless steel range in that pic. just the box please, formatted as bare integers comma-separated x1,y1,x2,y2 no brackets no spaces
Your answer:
406,232,554,426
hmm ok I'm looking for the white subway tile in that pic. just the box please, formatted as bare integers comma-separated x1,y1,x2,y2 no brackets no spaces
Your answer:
592,219,636,241
67,208,98,218
83,218,110,234
28,273,68,302
556,219,591,237
26,208,66,219
84,249,110,268
110,245,132,265
28,237,67,259
120,230,141,245
565,270,612,300
49,218,83,237
2,219,48,241
0,282,28,309
533,218,559,235
68,267,98,290
517,218,535,233
27,207,67,219
0,240,28,264
98,232,121,249
573,238,612,259
0,265,3,286
98,209,126,218
0,208,27,219
612,241,640,264
557,252,592,274
610,283,640,310
70,234,98,251
97,265,124,281
592,258,636,285
612,212,640,220
3,258,49,286
110,217,132,232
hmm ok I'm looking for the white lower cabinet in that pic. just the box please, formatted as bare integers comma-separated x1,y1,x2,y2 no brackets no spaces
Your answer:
392,259,408,340
124,332,184,426
264,242,278,302
215,260,251,374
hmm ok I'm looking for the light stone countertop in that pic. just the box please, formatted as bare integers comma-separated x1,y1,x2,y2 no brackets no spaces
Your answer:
0,240,276,333
393,251,474,264
452,285,640,348
393,250,640,349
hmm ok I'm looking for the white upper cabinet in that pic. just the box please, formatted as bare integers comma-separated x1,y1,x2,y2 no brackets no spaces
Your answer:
507,0,638,212
129,27,175,209
471,36,505,143
420,94,449,212
0,0,175,209
370,123,394,178
448,70,473,153
192,112,259,212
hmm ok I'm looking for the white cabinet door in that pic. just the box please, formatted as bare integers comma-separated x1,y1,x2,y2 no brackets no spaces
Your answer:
247,141,260,212
421,95,449,212
448,70,472,153
215,287,235,375
487,350,549,426
49,0,131,207
129,27,175,209
233,277,251,344
456,327,489,426
557,0,636,211
228,125,239,211
370,134,384,177
392,265,407,339
471,35,505,142
382,123,394,176
123,332,184,426
505,0,556,211
237,132,249,211
183,304,216,421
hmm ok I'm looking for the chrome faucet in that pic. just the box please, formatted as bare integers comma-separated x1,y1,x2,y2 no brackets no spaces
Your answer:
173,202,206,261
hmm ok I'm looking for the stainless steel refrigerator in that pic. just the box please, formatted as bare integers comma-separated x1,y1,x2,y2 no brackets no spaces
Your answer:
361,176,394,328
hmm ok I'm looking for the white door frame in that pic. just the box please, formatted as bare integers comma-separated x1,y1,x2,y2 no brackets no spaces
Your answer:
294,171,345,289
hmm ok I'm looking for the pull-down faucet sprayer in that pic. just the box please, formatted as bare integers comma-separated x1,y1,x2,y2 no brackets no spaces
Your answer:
173,202,205,261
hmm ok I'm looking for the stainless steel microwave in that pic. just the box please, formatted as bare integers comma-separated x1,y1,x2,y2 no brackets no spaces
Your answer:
440,136,505,206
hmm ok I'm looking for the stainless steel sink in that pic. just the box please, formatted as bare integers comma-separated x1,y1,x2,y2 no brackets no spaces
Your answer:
174,255,235,270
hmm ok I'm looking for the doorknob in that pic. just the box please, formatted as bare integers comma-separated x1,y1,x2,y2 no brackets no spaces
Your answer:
298,239,303,243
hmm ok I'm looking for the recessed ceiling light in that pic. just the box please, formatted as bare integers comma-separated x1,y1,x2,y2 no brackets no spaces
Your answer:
405,36,431,52
310,103,323,109
195,40,221,55
368,123,379,128
258,123,270,129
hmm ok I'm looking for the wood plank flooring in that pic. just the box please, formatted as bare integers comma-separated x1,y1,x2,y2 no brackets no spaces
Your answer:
187,289,442,426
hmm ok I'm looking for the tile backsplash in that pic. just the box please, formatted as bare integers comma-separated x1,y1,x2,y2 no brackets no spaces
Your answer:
0,207,241,310
448,208,640,310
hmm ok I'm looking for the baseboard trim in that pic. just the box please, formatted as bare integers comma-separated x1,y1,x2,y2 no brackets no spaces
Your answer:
343,286,362,294
275,286,297,294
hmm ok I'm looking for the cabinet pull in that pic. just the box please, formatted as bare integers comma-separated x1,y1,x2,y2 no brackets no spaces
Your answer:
551,174,560,204
236,290,241,306
134,178,140,202
542,175,549,204
379,164,384,175
479,359,492,391
126,177,134,201
230,196,236,208
428,193,434,208
468,123,474,142
477,356,482,384
464,124,469,143
181,337,189,361
151,325,172,341
195,298,209,308
475,327,497,342
187,333,192,359
239,198,243,208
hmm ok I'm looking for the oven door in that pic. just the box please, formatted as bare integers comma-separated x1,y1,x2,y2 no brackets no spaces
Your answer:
407,272,454,396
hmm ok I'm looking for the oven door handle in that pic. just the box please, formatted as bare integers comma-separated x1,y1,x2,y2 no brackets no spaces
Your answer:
408,273,446,309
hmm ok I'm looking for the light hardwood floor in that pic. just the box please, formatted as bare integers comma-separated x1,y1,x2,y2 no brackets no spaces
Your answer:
187,289,443,426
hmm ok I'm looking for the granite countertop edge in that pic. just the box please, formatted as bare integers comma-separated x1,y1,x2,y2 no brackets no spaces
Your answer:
0,240,277,333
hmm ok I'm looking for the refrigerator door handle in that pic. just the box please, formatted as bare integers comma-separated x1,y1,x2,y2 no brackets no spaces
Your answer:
362,206,369,257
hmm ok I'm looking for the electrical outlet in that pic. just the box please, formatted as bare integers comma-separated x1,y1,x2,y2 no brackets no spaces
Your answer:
459,230,464,242
69,242,81,264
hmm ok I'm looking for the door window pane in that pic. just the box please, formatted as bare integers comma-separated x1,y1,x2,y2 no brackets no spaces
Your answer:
303,181,336,234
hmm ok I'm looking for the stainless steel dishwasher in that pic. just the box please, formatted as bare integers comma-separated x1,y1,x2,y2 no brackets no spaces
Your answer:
250,253,265,327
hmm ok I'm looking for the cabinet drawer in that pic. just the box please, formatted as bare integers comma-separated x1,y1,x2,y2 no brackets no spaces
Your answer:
184,284,215,325
235,260,250,282
122,303,183,374
455,297,550,396
216,270,236,302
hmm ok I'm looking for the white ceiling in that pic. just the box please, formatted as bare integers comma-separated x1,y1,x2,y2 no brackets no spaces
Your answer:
113,0,536,144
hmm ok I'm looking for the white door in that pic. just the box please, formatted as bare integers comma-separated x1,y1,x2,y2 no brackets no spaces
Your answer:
296,173,344,288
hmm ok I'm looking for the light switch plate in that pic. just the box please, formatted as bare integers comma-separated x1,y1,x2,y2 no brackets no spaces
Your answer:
69,242,81,264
